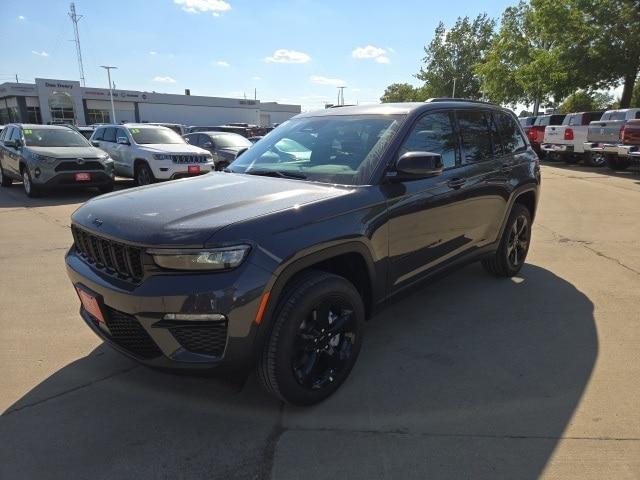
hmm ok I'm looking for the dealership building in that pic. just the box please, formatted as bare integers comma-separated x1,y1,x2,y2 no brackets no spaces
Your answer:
0,78,301,127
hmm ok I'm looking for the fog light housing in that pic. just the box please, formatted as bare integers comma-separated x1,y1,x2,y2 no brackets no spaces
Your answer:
34,168,41,177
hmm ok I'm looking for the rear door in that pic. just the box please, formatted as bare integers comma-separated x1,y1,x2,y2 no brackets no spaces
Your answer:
112,127,133,174
6,127,23,176
0,126,14,176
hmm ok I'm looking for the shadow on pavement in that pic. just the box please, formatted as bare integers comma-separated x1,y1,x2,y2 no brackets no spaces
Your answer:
0,178,136,209
0,263,597,480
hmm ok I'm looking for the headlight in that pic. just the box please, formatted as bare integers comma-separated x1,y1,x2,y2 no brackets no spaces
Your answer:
153,154,172,160
33,154,58,165
203,153,213,160
149,245,250,271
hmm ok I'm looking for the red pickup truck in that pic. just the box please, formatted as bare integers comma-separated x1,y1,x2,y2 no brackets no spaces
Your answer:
617,119,640,165
527,114,566,157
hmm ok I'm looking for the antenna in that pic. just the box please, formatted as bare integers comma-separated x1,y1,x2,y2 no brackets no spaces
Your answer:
337,86,346,106
69,3,86,86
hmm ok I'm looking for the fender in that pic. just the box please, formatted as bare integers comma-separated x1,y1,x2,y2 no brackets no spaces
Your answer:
496,181,539,242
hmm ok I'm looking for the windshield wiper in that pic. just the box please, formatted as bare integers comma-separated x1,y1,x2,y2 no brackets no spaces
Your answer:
243,169,307,180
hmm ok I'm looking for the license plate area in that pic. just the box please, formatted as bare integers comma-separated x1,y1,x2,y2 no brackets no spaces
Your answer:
76,286,105,323
75,172,91,181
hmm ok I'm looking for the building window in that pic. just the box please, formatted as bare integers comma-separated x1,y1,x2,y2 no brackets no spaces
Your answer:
27,107,42,124
87,109,111,125
48,92,76,124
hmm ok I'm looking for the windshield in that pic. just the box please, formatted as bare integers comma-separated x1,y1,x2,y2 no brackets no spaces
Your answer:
130,127,186,145
227,115,402,185
23,128,91,147
213,134,252,148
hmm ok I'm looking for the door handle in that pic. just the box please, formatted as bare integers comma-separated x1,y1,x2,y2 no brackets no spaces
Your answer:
447,178,466,189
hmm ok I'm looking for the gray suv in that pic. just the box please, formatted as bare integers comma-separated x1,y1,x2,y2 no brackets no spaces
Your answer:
0,124,115,197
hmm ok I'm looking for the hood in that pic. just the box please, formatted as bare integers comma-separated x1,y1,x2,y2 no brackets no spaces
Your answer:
71,172,350,246
136,143,208,154
218,146,248,160
27,146,105,158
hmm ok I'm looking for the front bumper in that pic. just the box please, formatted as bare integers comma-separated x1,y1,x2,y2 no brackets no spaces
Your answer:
65,248,273,372
151,160,214,180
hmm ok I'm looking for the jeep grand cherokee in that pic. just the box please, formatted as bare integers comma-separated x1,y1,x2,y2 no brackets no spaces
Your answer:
65,99,540,405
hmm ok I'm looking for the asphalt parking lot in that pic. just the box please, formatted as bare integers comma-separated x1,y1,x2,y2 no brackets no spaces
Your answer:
1,165,639,479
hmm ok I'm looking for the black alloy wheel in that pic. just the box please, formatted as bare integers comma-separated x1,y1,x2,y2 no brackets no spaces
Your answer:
482,203,532,277
258,271,365,405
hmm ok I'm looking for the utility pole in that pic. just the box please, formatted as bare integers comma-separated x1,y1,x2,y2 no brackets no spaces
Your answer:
452,78,456,98
100,66,118,123
337,86,346,106
69,3,86,87
15,74,18,83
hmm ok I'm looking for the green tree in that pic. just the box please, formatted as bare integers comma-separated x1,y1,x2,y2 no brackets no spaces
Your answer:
558,90,614,113
416,14,495,99
477,2,574,113
379,83,426,103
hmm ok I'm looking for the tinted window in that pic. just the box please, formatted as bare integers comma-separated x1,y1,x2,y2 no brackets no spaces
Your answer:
497,113,527,154
2,126,14,142
534,116,550,126
488,113,503,156
399,112,458,169
457,110,492,163
103,128,116,143
10,128,21,142
550,115,565,125
602,111,625,121
636,111,640,119
116,128,128,142
92,128,104,141
212,133,252,148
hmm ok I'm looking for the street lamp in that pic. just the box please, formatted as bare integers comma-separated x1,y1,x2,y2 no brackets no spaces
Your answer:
100,65,117,124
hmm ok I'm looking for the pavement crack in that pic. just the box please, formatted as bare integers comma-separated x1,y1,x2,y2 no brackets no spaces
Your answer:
259,401,286,480
285,425,640,442
2,365,138,416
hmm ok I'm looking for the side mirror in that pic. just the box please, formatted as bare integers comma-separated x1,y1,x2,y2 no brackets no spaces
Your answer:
203,141,213,148
117,137,130,145
91,140,100,147
4,139,19,148
390,151,443,179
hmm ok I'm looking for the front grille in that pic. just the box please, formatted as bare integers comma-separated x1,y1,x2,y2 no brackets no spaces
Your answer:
169,322,228,357
103,307,162,359
55,160,105,172
71,225,144,283
171,154,208,164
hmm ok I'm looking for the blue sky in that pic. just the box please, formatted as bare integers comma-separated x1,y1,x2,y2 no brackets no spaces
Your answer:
2,0,518,111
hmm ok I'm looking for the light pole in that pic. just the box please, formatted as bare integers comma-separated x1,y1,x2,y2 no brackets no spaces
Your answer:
100,65,117,123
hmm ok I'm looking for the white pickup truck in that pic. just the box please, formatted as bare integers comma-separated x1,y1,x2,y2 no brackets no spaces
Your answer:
541,111,604,166
584,108,640,170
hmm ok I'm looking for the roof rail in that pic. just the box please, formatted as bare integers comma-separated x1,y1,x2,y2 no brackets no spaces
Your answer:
425,97,495,105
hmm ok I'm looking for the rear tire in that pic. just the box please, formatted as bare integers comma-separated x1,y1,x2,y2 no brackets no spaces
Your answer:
583,151,606,167
135,163,155,186
258,270,365,406
564,153,579,164
482,203,532,278
0,164,12,187
605,154,630,171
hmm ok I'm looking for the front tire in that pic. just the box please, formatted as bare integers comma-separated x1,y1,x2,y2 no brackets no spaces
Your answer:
482,203,532,277
22,168,41,198
258,271,365,406
135,163,155,186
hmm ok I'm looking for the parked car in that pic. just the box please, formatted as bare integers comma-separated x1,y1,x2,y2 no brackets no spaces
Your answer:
616,119,640,165
183,131,252,170
247,136,264,144
519,116,537,129
540,111,604,166
187,125,252,137
90,124,213,185
584,108,640,171
527,114,566,157
76,126,95,140
0,124,115,197
65,99,540,406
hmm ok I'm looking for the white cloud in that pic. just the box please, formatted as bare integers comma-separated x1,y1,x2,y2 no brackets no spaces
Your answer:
352,45,390,64
174,0,231,15
252,76,262,81
310,75,346,87
18,15,25,20
149,51,157,55
31,50,49,57
153,76,176,83
215,60,230,67
265,49,310,64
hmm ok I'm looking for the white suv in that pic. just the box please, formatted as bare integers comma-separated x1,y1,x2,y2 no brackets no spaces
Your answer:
90,124,213,185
